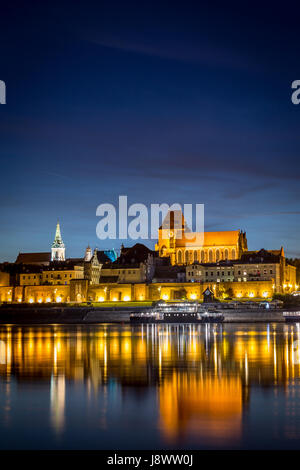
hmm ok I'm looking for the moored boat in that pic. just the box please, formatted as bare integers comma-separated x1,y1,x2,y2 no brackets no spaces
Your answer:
283,311,300,322
130,301,224,324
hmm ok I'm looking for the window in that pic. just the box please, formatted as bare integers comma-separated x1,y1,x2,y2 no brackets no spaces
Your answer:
222,272,224,276
270,270,273,274
211,272,213,276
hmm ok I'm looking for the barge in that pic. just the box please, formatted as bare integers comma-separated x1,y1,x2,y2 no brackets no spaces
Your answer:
130,301,224,324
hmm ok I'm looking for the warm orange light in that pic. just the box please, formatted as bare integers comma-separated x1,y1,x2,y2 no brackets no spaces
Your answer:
46,297,51,303
98,296,105,302
29,298,34,303
56,296,62,303
262,292,268,298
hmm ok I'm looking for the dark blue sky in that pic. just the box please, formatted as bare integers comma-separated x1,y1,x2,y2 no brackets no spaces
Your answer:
0,1,299,261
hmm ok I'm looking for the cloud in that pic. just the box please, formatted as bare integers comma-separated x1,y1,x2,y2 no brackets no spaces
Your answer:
88,34,253,71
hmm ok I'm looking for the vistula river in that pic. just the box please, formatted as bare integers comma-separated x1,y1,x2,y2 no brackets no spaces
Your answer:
0,322,300,449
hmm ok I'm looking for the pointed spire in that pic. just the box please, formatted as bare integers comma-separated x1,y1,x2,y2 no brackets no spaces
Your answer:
55,220,62,242
52,220,65,248
51,220,65,261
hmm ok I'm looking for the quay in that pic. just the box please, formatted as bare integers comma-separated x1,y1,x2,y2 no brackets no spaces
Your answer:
0,304,291,324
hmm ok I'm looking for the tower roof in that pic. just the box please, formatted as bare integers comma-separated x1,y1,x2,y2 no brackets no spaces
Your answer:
52,221,65,248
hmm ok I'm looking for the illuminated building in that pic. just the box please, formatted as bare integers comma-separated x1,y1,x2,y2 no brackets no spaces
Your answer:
155,210,248,265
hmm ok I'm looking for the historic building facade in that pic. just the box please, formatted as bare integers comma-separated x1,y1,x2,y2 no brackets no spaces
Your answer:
155,211,248,265
0,213,298,303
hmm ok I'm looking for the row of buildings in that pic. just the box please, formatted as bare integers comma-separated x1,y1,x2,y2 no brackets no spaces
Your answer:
0,214,297,303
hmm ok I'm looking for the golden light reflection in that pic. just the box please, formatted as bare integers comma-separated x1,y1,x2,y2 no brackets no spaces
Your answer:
0,324,299,443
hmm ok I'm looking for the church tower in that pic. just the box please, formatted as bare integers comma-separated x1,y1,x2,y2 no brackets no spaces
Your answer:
51,221,65,261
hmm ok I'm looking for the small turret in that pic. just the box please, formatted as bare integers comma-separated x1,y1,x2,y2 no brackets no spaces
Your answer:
84,245,92,262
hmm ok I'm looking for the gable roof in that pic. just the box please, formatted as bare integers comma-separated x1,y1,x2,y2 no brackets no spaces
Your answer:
96,251,112,264
115,243,155,265
15,252,51,264
240,248,283,263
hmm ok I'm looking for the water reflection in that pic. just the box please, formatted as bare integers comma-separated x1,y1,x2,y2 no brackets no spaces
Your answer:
0,323,300,449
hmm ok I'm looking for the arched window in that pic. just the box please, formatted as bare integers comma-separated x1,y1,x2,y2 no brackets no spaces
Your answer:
185,251,189,264
209,250,213,262
216,250,220,262
177,250,182,264
232,249,236,259
201,250,205,263
225,249,229,260
194,251,198,262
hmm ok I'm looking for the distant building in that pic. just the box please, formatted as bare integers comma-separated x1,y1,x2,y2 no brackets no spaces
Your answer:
84,248,101,285
19,260,84,286
186,248,297,294
155,210,248,265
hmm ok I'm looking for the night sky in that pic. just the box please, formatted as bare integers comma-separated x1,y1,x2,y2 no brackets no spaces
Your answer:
0,1,299,261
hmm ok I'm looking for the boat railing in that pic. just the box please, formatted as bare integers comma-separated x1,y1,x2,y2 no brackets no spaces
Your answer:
283,311,300,317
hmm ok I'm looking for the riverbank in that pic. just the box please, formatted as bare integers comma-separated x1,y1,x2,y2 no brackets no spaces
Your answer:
0,305,290,323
